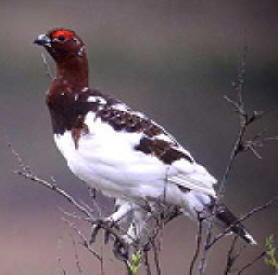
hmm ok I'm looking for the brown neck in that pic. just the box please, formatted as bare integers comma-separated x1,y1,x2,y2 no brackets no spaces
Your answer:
56,55,89,88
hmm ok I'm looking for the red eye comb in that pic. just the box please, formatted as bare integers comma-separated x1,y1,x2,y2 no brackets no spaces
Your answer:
52,30,73,40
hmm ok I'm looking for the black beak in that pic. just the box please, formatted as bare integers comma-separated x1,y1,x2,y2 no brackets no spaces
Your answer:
33,34,51,47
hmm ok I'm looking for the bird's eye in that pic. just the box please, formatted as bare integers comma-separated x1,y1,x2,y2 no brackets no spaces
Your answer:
51,30,74,42
57,35,65,41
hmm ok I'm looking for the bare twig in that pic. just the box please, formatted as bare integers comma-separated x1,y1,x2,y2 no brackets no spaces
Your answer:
68,231,83,273
237,251,266,275
223,236,239,275
57,256,67,275
16,169,95,220
151,239,161,275
197,46,277,275
62,218,102,262
58,207,91,222
198,213,214,275
142,249,152,275
144,205,180,242
57,238,67,275
218,47,249,197
9,143,131,267
8,143,32,174
100,245,105,275
10,142,94,220
197,46,276,274
189,218,203,275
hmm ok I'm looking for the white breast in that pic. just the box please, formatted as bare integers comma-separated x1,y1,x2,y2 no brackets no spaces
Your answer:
54,111,169,198
54,110,216,208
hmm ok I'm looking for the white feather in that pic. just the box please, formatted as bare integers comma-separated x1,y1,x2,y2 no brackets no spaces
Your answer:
54,111,217,209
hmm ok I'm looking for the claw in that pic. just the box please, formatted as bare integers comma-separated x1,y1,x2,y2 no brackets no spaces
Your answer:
143,243,151,252
113,239,129,261
104,217,117,228
89,220,102,244
121,234,136,246
104,229,110,244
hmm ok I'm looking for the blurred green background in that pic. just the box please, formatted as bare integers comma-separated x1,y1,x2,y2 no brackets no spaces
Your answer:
0,0,277,274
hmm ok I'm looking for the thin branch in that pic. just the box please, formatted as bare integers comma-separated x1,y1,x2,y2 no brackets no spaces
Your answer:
198,213,214,275
151,239,161,275
218,46,249,196
189,218,203,275
62,218,103,262
58,207,91,222
57,238,67,275
9,143,130,266
144,205,181,243
100,245,105,275
142,249,152,275
10,142,94,220
237,251,266,275
223,236,239,275
263,136,278,142
197,46,274,275
8,143,32,174
57,256,67,275
15,169,95,220
218,100,247,196
68,231,83,273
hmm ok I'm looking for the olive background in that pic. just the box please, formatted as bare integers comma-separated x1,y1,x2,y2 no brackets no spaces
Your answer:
0,1,277,274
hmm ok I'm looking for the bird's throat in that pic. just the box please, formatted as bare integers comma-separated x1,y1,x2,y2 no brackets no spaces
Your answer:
56,56,89,88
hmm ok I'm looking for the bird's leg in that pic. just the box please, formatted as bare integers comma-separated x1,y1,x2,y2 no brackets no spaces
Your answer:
113,238,129,262
106,199,133,225
103,200,135,244
90,199,133,244
113,207,146,260
122,207,149,245
90,222,101,244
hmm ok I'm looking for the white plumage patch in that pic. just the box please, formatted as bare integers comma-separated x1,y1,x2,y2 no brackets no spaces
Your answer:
54,110,217,215
87,96,107,104
111,103,129,112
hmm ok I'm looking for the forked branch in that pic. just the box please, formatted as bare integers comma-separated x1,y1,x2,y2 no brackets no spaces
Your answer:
197,47,278,275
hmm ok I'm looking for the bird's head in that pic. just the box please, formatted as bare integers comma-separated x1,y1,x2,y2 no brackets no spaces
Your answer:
34,28,89,86
34,28,87,63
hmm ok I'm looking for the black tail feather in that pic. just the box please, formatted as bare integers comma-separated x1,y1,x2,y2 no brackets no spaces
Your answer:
215,203,257,245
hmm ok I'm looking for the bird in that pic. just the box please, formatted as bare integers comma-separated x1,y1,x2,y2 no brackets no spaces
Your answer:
34,28,256,246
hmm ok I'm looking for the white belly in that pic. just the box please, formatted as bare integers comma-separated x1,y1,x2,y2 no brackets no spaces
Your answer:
54,111,216,215
54,112,168,198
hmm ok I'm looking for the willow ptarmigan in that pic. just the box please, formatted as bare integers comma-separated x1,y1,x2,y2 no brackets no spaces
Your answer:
34,28,256,245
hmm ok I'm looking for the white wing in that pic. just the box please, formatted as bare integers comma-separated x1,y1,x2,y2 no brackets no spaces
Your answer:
168,158,217,197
